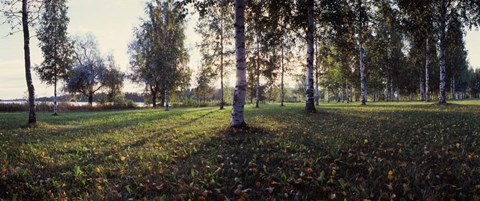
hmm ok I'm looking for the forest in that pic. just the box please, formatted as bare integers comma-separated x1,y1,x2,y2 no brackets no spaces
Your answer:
1,0,480,200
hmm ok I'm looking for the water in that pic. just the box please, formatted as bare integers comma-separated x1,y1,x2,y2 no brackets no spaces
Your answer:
0,101,146,107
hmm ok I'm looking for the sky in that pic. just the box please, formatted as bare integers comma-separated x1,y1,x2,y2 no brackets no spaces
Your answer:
0,1,479,100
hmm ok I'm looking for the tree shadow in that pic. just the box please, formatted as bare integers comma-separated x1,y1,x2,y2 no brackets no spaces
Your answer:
2,108,217,146
2,104,479,200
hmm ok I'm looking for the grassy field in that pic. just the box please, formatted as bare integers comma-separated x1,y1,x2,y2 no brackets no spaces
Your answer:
0,101,479,200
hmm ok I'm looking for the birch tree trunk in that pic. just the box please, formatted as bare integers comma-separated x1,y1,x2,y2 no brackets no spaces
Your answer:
280,39,285,106
305,0,316,112
358,5,367,105
164,85,169,111
341,88,344,102
230,0,247,128
53,76,58,115
385,76,389,101
345,80,349,103
22,0,36,125
151,86,157,107
255,33,260,108
419,66,425,101
425,38,431,102
390,78,394,101
438,0,447,104
450,77,453,99
450,76,455,100
326,86,329,103
152,93,157,107
314,42,320,106
220,12,225,110
397,87,400,101
350,87,353,102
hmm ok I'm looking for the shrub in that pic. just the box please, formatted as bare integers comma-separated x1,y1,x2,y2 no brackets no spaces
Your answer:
0,103,27,112
0,101,139,113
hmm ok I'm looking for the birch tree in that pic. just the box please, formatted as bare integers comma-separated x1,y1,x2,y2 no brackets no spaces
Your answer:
438,0,449,103
129,0,188,110
230,0,247,128
35,0,73,115
399,0,436,101
436,0,479,103
265,0,294,107
129,25,162,107
196,0,234,110
400,0,480,103
305,0,316,111
1,0,44,124
445,12,468,100
356,0,367,105
372,2,404,102
195,65,215,102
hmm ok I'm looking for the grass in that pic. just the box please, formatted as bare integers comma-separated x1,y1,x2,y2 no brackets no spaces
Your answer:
0,100,479,200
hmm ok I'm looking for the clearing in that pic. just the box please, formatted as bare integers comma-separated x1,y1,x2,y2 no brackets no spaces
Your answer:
0,101,479,200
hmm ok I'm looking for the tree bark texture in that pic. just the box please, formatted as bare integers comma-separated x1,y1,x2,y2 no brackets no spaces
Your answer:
305,0,316,112
390,77,394,101
438,0,447,104
23,0,36,125
385,76,389,101
280,39,285,106
425,38,431,102
88,92,93,106
255,33,260,108
451,76,455,100
314,42,320,106
359,34,367,104
53,76,58,115
165,86,169,111
220,12,225,110
419,66,425,101
230,0,247,128
358,2,367,105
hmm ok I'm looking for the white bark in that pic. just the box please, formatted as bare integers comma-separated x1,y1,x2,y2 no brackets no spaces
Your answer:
425,38,431,102
358,8,367,105
390,78,394,101
438,0,447,104
314,42,320,106
451,76,455,100
164,86,169,111
305,0,315,112
23,0,36,124
326,86,329,103
385,77,389,101
397,87,400,101
220,11,225,110
280,38,285,106
255,33,260,108
230,0,247,128
345,80,349,103
419,67,425,101
53,76,58,115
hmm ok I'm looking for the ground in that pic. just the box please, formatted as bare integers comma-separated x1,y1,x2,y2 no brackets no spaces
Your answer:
0,101,479,200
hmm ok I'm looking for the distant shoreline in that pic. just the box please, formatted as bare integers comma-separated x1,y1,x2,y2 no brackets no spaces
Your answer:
0,100,146,107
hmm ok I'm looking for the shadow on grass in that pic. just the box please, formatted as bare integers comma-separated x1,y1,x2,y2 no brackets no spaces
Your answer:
1,103,479,200
1,108,217,146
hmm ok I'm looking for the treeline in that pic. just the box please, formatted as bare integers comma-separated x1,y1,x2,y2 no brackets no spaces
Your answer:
195,0,480,108
1,0,479,125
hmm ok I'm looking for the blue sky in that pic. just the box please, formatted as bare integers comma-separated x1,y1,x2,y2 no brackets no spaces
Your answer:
0,1,479,99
